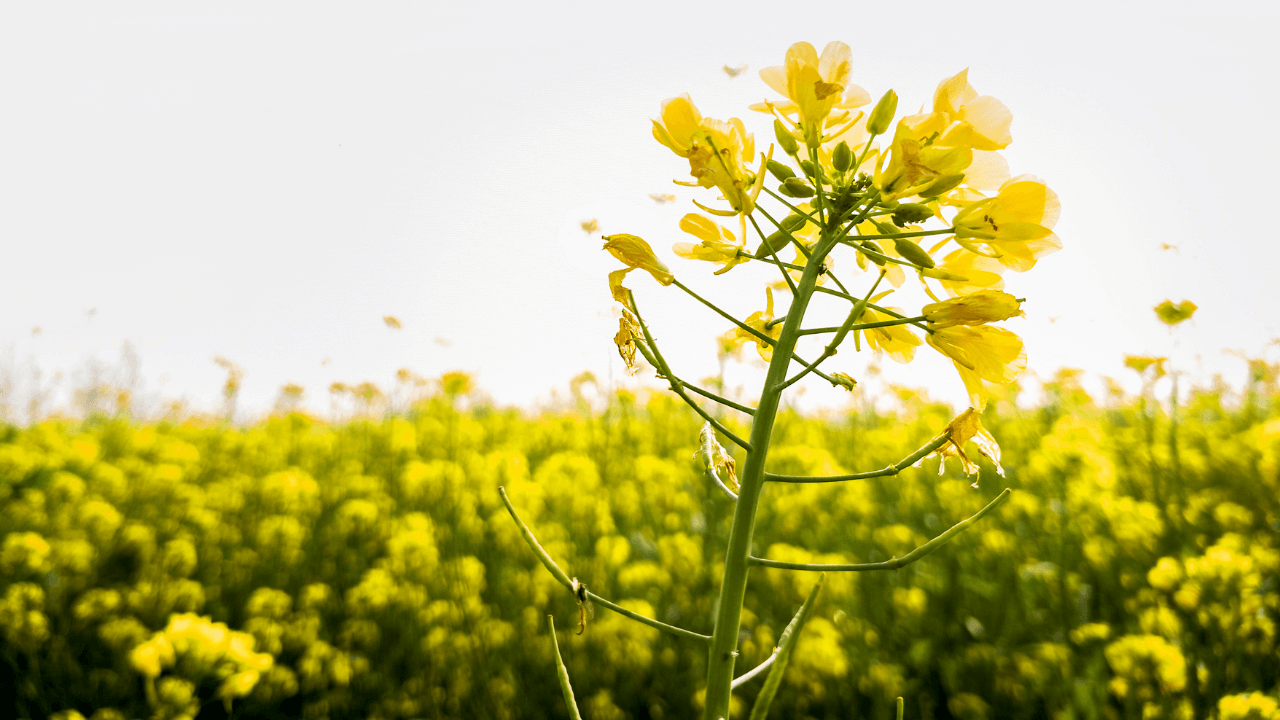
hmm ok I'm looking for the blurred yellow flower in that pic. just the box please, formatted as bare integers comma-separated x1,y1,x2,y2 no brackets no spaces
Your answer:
929,407,1004,479
756,41,870,145
672,214,746,275
859,294,921,364
728,287,781,362
1124,355,1168,379
603,234,674,288
128,634,175,679
1154,299,1197,326
217,670,261,711
651,95,768,215
931,69,1013,151
923,290,1023,329
382,315,402,330
927,325,1026,408
953,175,1061,272
580,218,600,233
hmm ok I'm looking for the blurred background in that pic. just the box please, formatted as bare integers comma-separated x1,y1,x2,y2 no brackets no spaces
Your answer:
2,1,1278,420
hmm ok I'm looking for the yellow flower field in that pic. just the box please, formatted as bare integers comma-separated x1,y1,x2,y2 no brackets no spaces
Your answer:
1,373,1278,719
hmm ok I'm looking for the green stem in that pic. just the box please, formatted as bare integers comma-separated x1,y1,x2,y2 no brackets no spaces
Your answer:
749,489,1011,570
746,214,799,295
629,292,752,450
701,214,843,720
813,286,932,333
500,487,711,643
683,382,755,416
843,227,955,241
755,203,858,300
672,279,775,347
547,616,584,720
777,271,884,392
766,434,951,483
798,316,928,336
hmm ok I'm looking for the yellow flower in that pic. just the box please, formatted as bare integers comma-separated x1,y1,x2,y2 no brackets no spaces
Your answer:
874,113,973,200
672,214,747,274
128,634,175,679
756,41,870,145
927,325,1026,408
928,408,1004,480
1154,299,1197,326
923,290,1023,328
932,248,1006,297
859,294,921,364
953,175,1061,272
651,95,769,215
729,287,781,362
614,310,642,375
603,234,674,290
217,670,261,711
931,69,1013,151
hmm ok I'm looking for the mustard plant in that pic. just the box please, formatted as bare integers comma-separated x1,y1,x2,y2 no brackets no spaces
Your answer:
501,40,1062,719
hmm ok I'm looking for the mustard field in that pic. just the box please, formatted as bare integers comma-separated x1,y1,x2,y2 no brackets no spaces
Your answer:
2,377,1279,720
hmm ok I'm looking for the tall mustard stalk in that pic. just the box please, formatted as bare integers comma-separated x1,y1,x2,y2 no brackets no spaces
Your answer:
504,39,1062,720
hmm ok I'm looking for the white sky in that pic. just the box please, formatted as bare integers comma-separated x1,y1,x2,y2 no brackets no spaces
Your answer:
2,1,1278,418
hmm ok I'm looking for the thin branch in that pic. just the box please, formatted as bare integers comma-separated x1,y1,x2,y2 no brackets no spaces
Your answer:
812,286,932,333
748,488,1012,571
747,214,799,295
500,487,712,643
731,648,778,690
777,271,883,392
766,433,950,483
547,616,584,720
842,227,955,241
798,316,927,336
755,204,857,300
672,279,775,347
629,291,752,451
683,382,755,416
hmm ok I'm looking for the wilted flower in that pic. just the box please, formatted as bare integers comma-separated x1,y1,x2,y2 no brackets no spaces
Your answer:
927,407,1004,482
614,310,643,375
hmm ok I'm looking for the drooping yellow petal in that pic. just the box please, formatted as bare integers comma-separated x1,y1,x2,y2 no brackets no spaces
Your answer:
923,290,1024,328
927,325,1026,407
603,234,675,285
927,407,1005,482
673,214,746,275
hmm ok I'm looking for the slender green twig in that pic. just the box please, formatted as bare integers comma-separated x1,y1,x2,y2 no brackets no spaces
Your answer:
684,382,755,416
547,616,583,720
500,488,712,643
741,253,805,271
777,271,884,392
813,286,932,333
798,316,927,336
628,291,752,450
765,433,950,483
843,227,955,241
755,203,858,300
745,575,824,720
746,213,799,295
748,489,1012,571
731,648,777,690
672,279,775,347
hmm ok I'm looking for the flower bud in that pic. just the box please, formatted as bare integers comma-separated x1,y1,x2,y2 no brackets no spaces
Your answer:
767,159,796,182
867,89,898,136
891,203,934,227
799,160,819,179
832,141,853,173
774,119,799,156
921,267,969,281
831,372,858,391
781,178,815,198
893,238,935,268
780,214,807,232
920,173,965,198
755,231,790,257
858,241,888,266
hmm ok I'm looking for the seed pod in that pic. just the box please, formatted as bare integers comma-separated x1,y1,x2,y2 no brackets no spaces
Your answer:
891,203,934,227
755,231,791,257
774,119,799,155
799,160,819,179
780,214,807,232
893,238,935,268
767,159,796,182
867,89,898,136
832,141,853,173
921,173,965,198
858,241,888,266
781,178,815,198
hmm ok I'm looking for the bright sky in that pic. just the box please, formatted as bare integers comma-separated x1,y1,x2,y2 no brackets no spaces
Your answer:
2,2,1278,418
